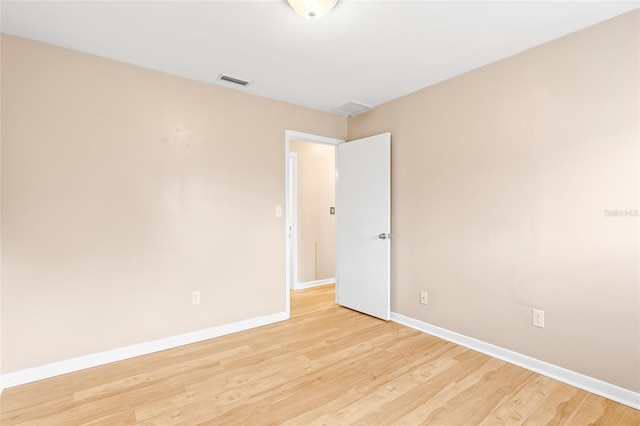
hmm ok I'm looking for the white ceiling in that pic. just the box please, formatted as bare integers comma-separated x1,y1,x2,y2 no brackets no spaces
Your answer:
1,1,638,114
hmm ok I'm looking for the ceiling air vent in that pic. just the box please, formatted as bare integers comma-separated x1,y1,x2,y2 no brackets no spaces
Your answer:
331,101,372,116
216,73,252,87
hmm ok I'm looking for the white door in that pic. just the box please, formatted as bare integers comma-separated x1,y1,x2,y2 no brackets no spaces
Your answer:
336,133,391,320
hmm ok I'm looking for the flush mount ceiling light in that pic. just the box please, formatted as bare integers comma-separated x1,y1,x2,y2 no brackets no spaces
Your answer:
287,0,338,19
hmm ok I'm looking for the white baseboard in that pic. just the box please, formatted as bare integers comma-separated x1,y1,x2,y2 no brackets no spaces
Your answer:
1,311,288,389
293,278,335,290
391,312,640,410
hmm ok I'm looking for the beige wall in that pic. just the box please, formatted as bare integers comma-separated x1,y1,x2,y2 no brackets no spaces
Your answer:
0,34,347,373
290,141,335,283
0,34,3,382
349,10,639,392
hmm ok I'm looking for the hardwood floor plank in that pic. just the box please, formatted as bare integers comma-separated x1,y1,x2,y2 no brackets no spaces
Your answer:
395,357,507,425
1,284,639,425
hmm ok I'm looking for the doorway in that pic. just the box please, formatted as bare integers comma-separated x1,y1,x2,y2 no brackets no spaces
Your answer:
289,141,335,289
285,131,344,318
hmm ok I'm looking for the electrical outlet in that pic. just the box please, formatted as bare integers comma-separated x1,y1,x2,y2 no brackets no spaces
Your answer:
420,291,428,305
532,309,544,328
192,291,201,305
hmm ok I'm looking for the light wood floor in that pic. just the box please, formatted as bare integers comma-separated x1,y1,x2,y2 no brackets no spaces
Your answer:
1,284,638,425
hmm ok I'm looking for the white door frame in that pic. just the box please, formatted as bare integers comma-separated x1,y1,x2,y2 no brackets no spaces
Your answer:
285,130,344,318
287,152,298,291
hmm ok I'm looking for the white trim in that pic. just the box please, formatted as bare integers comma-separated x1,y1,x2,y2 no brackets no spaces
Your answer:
334,142,340,306
293,278,335,291
0,376,4,395
288,152,298,290
1,311,287,389
285,130,344,147
391,312,640,410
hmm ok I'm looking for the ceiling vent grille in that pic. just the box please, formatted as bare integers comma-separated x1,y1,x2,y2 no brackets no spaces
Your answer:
331,101,372,116
216,73,252,87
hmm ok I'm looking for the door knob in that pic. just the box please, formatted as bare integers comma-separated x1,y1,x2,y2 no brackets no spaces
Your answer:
378,233,389,240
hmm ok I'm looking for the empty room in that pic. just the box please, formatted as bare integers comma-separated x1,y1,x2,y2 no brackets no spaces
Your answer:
1,1,639,424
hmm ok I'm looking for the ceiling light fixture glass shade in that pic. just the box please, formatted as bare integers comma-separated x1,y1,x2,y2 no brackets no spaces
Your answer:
287,0,338,19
